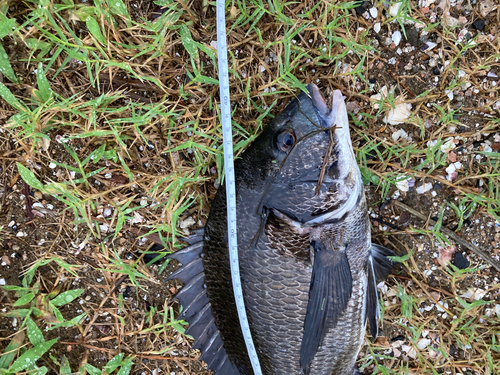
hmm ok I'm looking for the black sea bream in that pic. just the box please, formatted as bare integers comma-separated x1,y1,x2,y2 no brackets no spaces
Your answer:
168,84,394,374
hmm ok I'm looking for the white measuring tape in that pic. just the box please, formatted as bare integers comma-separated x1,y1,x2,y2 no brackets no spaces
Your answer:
216,1,263,374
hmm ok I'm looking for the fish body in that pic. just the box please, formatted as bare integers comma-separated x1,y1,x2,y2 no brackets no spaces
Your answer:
168,84,394,374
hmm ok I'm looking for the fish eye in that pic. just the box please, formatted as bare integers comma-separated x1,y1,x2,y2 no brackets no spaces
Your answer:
276,130,295,152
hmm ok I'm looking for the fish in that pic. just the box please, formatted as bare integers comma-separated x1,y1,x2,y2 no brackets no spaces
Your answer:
167,84,395,375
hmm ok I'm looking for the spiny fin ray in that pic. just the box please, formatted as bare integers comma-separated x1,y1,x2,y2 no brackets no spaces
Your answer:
167,232,239,374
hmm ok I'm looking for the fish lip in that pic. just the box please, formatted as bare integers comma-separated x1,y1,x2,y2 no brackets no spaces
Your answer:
306,84,346,128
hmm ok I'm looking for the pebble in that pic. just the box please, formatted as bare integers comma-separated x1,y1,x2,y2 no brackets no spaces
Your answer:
453,252,470,269
479,0,497,17
473,19,485,31
1,255,10,266
419,195,431,205
399,211,410,225
103,207,112,217
355,1,368,16
346,101,360,114
404,27,419,46
421,42,437,51
444,16,459,28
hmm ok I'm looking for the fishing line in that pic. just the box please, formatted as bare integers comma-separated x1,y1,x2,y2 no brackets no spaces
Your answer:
216,2,263,374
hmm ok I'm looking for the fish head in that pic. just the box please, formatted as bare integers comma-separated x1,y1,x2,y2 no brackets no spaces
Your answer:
240,84,361,224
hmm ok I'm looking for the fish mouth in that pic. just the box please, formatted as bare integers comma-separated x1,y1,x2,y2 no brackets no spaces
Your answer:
307,83,354,167
307,84,346,130
307,84,352,155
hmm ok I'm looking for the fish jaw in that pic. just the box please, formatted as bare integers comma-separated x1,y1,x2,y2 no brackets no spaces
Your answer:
301,86,363,227
309,85,356,179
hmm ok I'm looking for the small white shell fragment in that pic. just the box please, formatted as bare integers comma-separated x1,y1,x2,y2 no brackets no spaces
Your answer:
49,162,57,169
377,282,388,294
374,22,381,33
424,42,437,51
417,338,431,350
401,344,417,359
392,128,408,141
369,7,378,18
396,177,409,192
384,103,412,125
392,30,402,46
446,163,457,174
179,216,196,229
0,278,5,285
481,143,493,153
429,347,440,359
416,183,432,194
369,86,388,109
446,162,462,181
389,2,402,16
440,138,456,153
436,302,449,312
419,0,435,7
131,212,144,224
460,287,487,301
386,288,398,297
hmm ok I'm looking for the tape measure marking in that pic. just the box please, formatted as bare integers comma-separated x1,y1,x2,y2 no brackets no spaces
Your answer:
215,1,263,374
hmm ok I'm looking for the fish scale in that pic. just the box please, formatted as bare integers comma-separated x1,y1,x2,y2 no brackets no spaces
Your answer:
167,84,395,374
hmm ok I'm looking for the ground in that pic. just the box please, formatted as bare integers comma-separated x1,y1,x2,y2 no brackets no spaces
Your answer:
0,0,499,374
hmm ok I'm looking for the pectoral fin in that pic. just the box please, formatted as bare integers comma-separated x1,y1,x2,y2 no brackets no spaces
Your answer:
366,244,396,339
300,241,352,374
371,243,396,284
